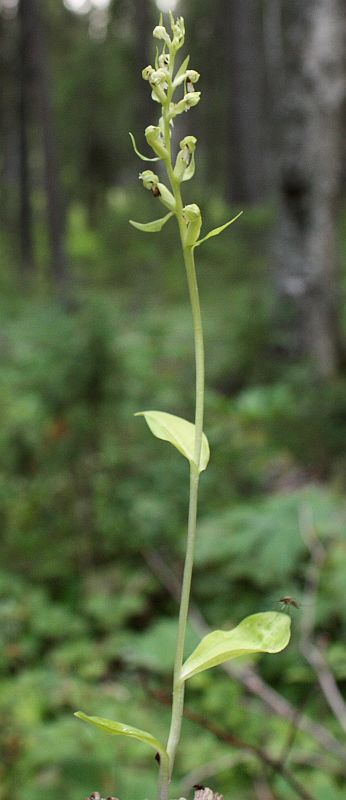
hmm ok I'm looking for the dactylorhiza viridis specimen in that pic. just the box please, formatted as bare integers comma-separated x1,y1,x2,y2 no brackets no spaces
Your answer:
75,14,291,800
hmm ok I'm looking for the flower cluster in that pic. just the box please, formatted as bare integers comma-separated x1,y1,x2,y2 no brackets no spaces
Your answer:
129,13,203,246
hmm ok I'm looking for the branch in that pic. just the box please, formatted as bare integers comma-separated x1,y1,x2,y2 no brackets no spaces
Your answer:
299,504,346,734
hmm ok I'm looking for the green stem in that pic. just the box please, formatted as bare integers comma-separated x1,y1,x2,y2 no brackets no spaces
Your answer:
158,100,205,800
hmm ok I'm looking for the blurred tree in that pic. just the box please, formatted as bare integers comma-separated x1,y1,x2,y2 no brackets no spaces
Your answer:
276,0,346,377
223,0,266,204
131,0,155,132
18,0,35,276
0,8,18,243
29,0,69,293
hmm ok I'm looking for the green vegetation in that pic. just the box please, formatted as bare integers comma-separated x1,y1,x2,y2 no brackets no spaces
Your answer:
1,3,346,799
1,202,346,797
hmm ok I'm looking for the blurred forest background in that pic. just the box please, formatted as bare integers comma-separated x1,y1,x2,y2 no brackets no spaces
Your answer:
1,0,346,798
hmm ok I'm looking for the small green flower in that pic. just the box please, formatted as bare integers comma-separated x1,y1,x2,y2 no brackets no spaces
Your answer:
153,25,171,47
184,91,200,107
158,53,170,71
173,92,201,116
180,136,197,153
145,126,167,159
186,70,200,84
149,68,168,87
183,203,202,247
173,136,197,181
139,170,159,190
142,65,154,81
148,68,168,104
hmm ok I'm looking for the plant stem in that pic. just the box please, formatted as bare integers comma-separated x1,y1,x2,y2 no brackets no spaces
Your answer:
158,106,205,800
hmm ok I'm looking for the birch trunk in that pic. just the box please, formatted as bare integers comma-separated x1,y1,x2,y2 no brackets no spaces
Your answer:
277,0,346,377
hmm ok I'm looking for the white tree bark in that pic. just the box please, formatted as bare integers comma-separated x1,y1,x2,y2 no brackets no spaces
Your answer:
277,0,346,377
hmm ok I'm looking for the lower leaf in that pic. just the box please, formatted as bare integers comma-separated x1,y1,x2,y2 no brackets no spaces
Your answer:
74,711,168,759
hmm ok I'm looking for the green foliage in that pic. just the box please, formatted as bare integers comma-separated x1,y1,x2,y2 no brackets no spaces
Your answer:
1,203,346,794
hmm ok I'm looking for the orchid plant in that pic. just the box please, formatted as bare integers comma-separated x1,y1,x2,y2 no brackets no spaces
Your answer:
75,14,291,800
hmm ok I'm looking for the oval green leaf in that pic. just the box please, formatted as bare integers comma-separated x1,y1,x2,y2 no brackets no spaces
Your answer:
129,212,174,233
135,410,210,473
180,612,291,681
129,131,159,162
74,711,168,760
193,211,243,249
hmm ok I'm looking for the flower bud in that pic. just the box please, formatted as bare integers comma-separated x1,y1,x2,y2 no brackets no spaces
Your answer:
145,126,167,159
183,203,202,246
171,16,185,49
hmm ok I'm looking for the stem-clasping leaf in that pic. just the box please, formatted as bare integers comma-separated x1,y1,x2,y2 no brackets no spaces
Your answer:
193,210,243,249
180,612,291,681
135,410,210,472
129,212,174,233
74,712,168,761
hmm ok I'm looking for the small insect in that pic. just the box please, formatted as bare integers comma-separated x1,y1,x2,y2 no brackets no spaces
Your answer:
279,596,300,610
151,185,161,197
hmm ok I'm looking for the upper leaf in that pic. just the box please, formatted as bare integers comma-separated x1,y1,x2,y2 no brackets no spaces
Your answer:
135,410,210,473
174,54,190,83
129,212,174,233
193,211,243,249
74,712,168,759
180,612,291,681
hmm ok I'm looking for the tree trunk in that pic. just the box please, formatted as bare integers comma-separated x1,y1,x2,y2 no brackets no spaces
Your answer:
276,0,346,377
223,0,266,204
30,0,69,295
18,0,35,277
